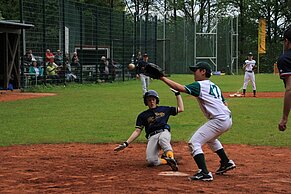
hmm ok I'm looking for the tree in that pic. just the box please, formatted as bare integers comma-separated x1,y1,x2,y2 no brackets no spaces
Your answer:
78,0,125,8
0,0,19,20
0,11,3,20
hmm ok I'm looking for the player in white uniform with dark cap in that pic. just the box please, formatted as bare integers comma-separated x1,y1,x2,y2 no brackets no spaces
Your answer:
242,52,257,97
159,62,236,181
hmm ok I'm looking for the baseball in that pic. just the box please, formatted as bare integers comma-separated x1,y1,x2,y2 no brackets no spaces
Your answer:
128,63,135,70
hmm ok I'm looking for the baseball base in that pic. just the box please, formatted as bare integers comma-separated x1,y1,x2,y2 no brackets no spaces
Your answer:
158,171,190,177
229,93,242,97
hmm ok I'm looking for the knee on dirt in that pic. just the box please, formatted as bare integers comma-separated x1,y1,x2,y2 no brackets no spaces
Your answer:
147,158,160,166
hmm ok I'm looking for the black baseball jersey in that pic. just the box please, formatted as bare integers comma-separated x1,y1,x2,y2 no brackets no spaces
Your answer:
136,60,148,74
277,48,291,87
136,106,178,138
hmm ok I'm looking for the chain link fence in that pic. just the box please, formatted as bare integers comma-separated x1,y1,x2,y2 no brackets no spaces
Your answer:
21,0,238,87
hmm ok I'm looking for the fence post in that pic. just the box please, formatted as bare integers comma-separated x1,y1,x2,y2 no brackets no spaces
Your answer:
19,0,25,88
62,0,66,85
95,7,99,83
42,0,47,85
79,4,83,84
122,11,125,82
154,16,157,65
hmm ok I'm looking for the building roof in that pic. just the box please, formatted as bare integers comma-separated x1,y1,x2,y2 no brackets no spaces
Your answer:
0,20,34,31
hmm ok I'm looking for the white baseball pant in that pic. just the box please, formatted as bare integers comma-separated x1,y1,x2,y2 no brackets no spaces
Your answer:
188,116,232,157
243,72,256,90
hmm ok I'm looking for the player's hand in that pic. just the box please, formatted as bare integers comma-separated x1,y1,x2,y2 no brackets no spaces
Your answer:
278,119,287,131
170,88,180,96
114,142,128,152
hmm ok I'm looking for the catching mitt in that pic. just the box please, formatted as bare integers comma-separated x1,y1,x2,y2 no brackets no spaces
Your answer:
144,63,165,79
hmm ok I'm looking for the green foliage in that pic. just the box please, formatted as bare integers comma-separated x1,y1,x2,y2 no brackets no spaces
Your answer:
0,0,19,20
0,74,289,147
0,11,3,20
76,0,125,10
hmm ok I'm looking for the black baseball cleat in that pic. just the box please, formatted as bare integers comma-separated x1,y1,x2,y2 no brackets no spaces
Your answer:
162,153,179,164
215,160,236,175
188,169,213,181
164,157,178,171
161,153,167,159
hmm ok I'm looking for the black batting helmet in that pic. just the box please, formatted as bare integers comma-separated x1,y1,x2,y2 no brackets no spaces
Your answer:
143,90,160,106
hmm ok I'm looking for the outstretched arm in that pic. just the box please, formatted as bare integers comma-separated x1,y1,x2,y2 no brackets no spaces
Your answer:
170,88,184,113
160,76,187,93
125,128,142,144
114,128,142,151
279,76,291,131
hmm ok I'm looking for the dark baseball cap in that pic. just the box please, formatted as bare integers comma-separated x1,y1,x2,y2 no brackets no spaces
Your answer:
248,52,253,56
283,27,291,41
189,62,212,72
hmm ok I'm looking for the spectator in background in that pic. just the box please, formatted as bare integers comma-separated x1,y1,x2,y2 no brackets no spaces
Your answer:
136,53,150,95
71,52,80,81
29,59,43,79
46,58,59,83
28,49,36,61
99,56,109,82
64,60,77,81
61,52,76,81
135,51,143,65
71,52,80,66
65,52,70,64
108,58,117,82
54,49,63,66
45,49,54,65
23,49,35,67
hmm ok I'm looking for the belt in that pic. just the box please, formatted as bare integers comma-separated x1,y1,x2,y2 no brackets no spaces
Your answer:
246,71,253,73
148,129,166,138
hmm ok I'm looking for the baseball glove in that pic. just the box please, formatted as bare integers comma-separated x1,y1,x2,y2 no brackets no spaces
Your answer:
144,63,165,79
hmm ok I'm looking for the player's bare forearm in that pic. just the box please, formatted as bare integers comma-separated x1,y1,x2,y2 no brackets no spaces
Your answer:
176,95,184,113
279,76,291,131
160,77,186,93
126,128,142,144
282,76,291,120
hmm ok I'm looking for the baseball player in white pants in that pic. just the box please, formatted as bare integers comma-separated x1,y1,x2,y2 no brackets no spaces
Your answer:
114,89,184,171
243,52,257,97
159,62,236,181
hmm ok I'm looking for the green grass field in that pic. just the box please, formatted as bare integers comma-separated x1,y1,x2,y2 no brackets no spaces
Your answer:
0,74,289,147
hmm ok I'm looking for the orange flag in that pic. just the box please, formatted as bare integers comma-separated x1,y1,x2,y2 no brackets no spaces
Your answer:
258,18,266,54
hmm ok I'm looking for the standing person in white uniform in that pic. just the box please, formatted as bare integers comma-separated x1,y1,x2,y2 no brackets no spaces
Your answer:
242,52,257,97
159,61,236,181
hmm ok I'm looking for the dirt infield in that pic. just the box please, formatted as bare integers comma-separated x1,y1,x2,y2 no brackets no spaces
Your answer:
223,92,284,98
0,90,56,102
0,91,284,103
0,143,290,193
0,91,289,193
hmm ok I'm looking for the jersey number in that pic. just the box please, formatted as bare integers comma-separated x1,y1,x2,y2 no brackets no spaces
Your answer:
209,85,220,98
